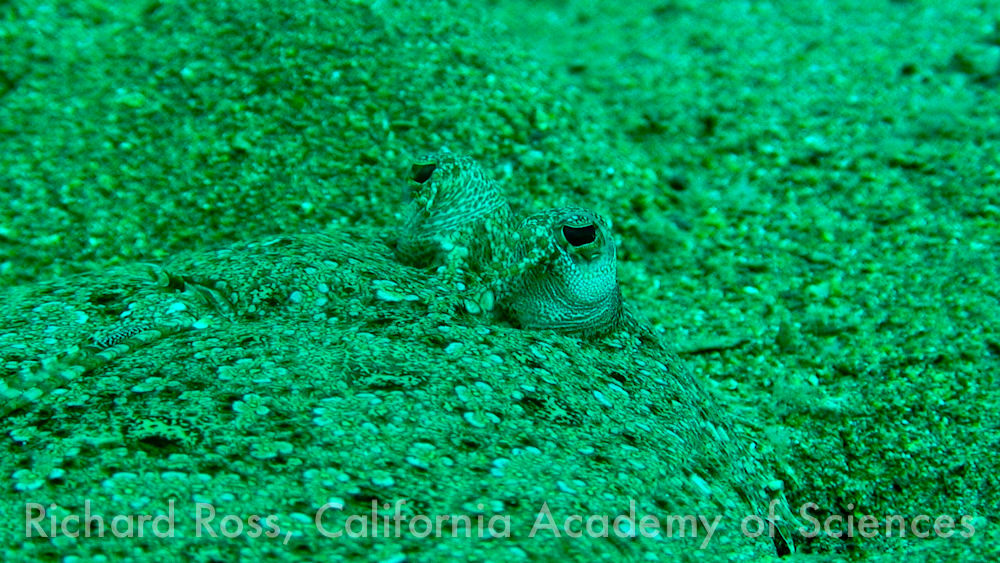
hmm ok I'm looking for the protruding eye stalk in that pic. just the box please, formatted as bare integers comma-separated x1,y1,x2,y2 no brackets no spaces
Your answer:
396,153,623,339
410,162,437,184
498,206,622,337
396,152,512,271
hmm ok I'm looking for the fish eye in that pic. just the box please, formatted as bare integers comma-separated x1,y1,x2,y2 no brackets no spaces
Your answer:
562,224,597,247
410,162,437,184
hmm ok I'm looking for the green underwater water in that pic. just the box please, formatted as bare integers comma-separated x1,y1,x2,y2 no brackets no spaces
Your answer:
1,0,998,561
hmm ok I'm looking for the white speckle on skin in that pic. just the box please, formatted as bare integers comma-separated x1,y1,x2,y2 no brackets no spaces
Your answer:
593,390,613,409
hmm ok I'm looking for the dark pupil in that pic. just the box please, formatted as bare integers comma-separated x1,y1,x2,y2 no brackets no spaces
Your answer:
411,163,437,184
563,224,597,246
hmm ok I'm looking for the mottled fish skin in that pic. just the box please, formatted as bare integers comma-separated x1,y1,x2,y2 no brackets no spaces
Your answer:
0,153,793,557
